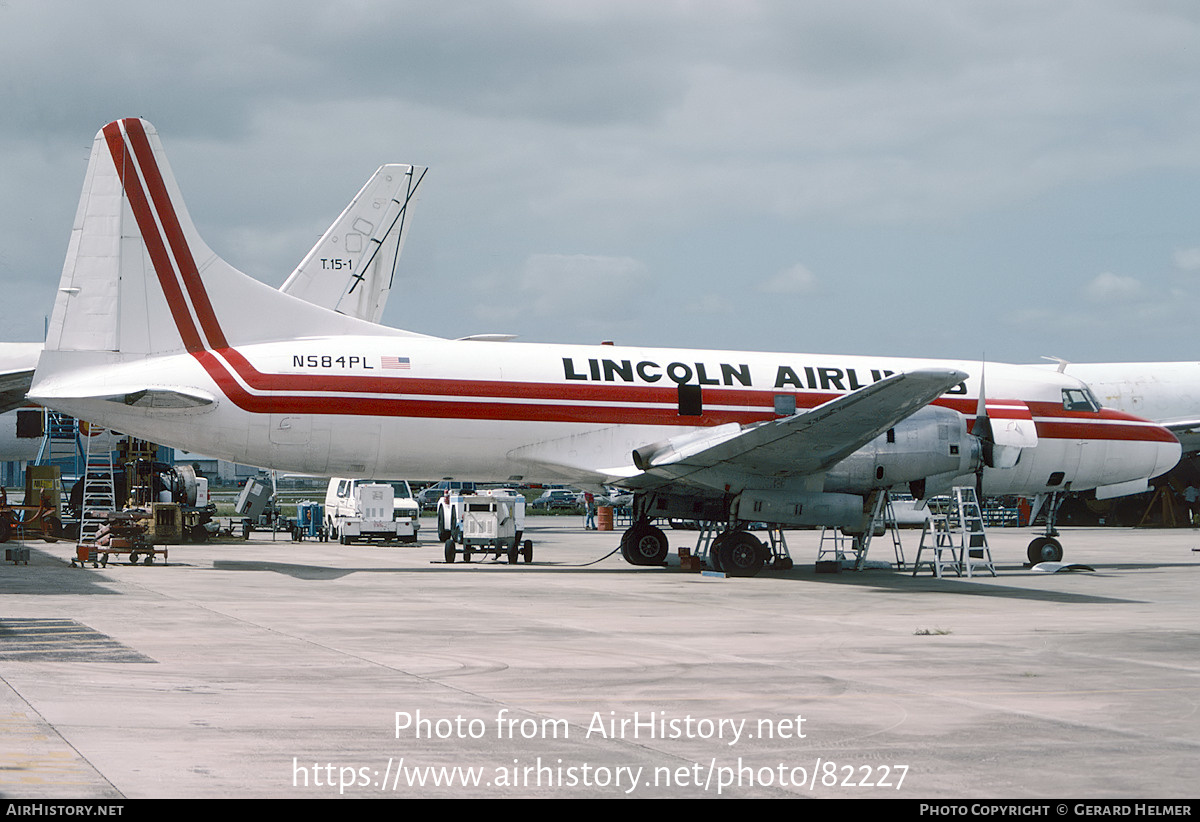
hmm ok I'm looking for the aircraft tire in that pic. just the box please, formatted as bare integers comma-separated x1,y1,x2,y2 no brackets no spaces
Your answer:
709,532,727,572
1027,537,1063,564
522,540,533,563
623,523,668,566
508,540,520,564
619,539,635,565
718,531,765,577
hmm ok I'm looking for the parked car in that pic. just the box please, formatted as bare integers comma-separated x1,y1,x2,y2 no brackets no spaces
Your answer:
416,481,476,510
529,489,580,510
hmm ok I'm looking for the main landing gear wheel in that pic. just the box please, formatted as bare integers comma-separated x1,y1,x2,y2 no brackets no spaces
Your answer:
716,531,766,578
1027,536,1063,564
621,522,669,566
708,533,727,572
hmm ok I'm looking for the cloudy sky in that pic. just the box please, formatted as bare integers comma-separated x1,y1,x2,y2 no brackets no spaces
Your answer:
3,1,1200,364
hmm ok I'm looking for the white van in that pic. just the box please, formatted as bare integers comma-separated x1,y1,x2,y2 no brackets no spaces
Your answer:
324,479,420,543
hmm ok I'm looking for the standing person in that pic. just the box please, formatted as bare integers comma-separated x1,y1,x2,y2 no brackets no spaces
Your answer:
584,492,597,530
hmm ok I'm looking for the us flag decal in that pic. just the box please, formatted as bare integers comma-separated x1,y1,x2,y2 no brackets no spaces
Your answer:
382,356,411,370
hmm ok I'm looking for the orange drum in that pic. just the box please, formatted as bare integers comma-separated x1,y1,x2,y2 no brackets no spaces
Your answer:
596,506,614,531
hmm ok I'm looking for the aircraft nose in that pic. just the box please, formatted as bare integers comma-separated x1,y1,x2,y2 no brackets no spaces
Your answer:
1151,425,1183,478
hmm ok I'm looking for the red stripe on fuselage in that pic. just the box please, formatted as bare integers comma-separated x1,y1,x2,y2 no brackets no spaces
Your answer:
104,118,1178,444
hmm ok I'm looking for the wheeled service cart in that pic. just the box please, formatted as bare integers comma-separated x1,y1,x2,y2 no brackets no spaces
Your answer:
443,492,533,564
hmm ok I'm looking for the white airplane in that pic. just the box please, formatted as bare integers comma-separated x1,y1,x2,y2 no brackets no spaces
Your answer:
28,118,1182,574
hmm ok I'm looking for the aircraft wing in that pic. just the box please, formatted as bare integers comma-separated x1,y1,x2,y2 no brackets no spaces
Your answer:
621,368,967,490
0,369,34,414
0,343,42,413
1158,419,1200,453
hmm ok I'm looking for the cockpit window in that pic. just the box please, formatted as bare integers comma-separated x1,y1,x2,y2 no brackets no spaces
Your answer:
1062,387,1101,412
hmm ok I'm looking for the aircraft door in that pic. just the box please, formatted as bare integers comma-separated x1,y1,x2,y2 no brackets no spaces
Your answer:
267,414,331,474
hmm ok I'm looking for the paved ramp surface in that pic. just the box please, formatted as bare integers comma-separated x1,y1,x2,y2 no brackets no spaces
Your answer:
1,522,1197,798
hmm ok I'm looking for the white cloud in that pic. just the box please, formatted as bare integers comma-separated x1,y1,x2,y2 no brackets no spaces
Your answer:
759,263,819,295
1084,271,1142,302
520,252,644,302
682,294,733,316
462,253,650,337
1173,247,1200,272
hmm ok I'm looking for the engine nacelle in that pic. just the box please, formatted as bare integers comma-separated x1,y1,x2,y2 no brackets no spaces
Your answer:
824,405,980,493
732,490,864,529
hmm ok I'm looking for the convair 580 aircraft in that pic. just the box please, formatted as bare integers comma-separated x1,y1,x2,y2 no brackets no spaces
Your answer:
28,119,1181,574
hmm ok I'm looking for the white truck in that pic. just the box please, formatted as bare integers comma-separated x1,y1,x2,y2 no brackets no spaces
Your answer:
440,489,532,564
325,478,421,544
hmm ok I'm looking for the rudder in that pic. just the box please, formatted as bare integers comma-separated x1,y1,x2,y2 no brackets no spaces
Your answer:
281,163,426,323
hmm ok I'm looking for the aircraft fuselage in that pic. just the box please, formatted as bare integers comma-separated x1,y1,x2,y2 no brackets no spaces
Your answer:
33,336,1180,496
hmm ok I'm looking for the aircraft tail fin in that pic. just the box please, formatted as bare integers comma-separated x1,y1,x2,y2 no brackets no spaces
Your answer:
281,164,426,323
43,118,423,360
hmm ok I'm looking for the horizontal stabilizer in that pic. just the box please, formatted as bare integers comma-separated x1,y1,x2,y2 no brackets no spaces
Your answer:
34,383,215,410
116,388,215,409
